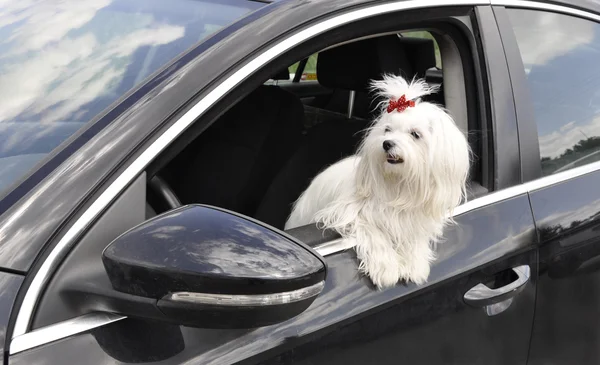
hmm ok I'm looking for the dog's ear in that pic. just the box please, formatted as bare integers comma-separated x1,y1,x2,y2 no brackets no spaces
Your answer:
425,105,470,219
355,149,375,198
355,126,383,199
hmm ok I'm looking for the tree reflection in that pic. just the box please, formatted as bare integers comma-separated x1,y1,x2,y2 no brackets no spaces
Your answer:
542,136,600,175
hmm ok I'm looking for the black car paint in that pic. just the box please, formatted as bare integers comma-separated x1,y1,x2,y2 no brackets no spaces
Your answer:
492,6,542,184
0,0,598,365
0,273,22,365
11,195,537,364
475,5,520,190
527,171,600,365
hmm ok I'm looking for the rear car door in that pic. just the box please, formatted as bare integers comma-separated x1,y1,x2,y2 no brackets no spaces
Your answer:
495,3,600,364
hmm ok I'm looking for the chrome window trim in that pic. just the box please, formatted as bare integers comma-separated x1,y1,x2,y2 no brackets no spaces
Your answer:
11,0,600,355
313,237,355,256
10,313,126,355
492,0,600,23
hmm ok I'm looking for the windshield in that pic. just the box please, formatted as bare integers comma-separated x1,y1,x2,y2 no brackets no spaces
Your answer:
0,0,262,198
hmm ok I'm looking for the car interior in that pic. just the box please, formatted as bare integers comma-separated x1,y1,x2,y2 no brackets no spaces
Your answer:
147,28,489,232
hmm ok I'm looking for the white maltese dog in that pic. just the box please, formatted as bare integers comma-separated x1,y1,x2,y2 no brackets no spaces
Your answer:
285,75,470,289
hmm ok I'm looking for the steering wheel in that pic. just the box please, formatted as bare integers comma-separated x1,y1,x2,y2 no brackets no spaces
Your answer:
148,175,182,211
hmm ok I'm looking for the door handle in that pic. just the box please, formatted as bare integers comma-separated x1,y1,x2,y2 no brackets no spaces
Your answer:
463,265,530,316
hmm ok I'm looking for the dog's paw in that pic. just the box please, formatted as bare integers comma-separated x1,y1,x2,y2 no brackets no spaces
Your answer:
360,255,401,289
371,267,401,289
402,259,431,285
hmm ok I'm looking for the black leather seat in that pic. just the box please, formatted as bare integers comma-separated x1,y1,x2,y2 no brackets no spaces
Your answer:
167,77,305,217
255,116,366,229
316,35,439,120
254,36,438,229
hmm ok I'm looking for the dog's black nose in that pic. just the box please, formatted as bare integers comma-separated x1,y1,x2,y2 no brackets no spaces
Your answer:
383,140,394,152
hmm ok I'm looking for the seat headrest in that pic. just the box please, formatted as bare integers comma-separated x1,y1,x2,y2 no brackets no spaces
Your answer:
317,35,437,91
271,68,290,81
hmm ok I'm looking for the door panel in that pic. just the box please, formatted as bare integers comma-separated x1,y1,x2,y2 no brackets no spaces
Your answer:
528,170,600,365
10,195,537,365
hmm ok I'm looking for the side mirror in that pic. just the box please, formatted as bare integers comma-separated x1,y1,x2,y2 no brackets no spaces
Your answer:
101,205,326,328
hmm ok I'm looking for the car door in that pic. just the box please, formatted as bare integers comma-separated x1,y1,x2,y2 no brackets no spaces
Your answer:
495,3,600,365
5,3,538,365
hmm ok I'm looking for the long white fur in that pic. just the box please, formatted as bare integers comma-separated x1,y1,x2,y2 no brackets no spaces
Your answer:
285,75,470,289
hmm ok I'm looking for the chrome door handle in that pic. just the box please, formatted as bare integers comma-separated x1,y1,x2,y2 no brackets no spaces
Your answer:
464,265,530,315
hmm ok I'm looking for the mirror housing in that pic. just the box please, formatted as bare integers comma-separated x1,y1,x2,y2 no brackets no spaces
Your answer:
101,205,326,328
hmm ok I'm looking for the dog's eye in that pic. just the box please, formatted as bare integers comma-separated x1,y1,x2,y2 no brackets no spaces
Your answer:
384,126,392,133
410,131,421,140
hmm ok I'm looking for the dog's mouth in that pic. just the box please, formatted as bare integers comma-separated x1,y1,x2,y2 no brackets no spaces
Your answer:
386,154,404,164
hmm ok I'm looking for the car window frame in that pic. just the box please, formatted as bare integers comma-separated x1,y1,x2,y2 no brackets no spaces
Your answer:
8,0,509,356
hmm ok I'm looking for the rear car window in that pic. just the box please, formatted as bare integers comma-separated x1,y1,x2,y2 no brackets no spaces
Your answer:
289,54,318,82
0,0,262,198
506,9,600,176
280,32,442,86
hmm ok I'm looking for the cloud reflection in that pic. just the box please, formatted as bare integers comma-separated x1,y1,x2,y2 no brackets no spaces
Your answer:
508,9,600,162
539,197,600,229
509,10,593,74
0,2,184,124
0,0,111,54
113,206,324,280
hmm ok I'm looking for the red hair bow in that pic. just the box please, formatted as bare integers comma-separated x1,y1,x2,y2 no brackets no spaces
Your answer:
386,95,415,113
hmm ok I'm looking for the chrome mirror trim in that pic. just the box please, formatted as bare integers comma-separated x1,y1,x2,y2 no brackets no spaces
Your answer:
163,281,325,307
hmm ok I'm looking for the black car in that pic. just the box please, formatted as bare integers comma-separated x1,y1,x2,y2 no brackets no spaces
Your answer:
0,0,599,364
